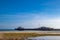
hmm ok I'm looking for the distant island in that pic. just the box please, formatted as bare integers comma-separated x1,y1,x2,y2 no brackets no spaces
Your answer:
15,26,60,31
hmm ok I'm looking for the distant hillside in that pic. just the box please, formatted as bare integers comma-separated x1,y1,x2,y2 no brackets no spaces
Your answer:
15,26,55,31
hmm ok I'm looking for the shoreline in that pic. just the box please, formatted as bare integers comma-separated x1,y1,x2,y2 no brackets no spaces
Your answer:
0,31,60,33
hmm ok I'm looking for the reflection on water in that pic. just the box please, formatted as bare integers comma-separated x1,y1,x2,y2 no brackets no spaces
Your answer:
28,36,60,40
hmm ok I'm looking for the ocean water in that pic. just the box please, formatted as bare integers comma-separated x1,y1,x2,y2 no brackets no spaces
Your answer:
28,36,60,40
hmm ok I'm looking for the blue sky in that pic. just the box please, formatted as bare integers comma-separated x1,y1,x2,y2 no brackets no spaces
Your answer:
0,0,60,29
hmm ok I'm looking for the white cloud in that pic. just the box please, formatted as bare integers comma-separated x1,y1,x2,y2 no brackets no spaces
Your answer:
20,14,60,29
1,13,60,29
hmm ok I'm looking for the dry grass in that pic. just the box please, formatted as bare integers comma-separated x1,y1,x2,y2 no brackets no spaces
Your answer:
3,33,60,37
4,33,38,37
0,32,60,40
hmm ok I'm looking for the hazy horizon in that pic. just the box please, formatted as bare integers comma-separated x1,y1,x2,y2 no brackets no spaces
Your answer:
0,0,60,29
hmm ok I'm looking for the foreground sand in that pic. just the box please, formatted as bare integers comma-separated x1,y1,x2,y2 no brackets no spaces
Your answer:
0,31,60,40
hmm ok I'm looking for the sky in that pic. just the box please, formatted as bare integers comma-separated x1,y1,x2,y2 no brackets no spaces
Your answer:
0,0,60,29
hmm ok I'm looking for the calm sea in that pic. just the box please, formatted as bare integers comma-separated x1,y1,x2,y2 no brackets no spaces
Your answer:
0,29,16,31
28,36,60,40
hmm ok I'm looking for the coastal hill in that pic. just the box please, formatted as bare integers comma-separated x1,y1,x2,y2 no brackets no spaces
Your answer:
15,26,60,31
